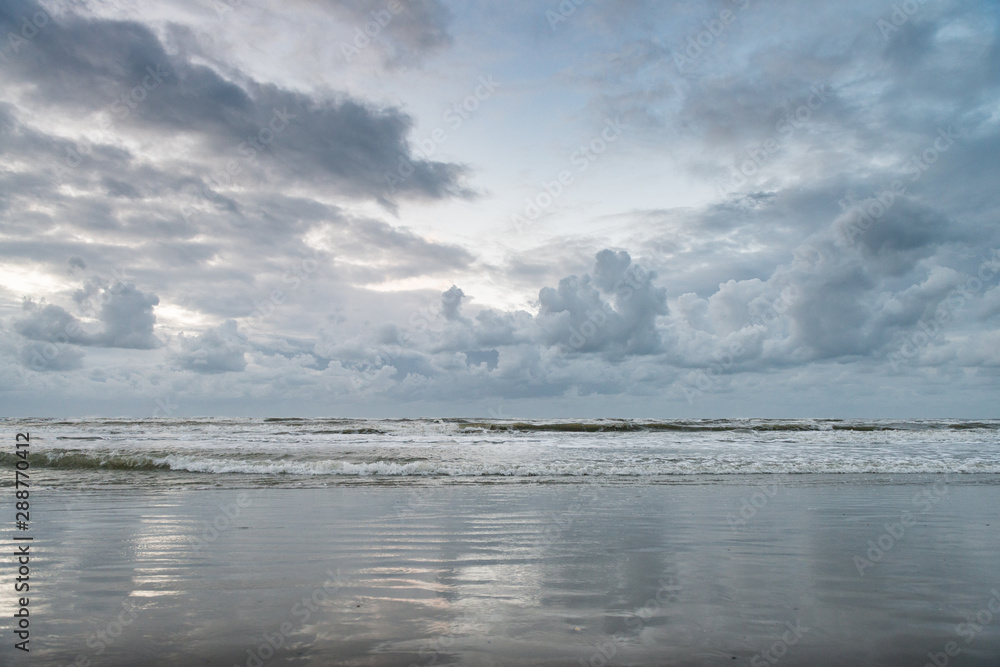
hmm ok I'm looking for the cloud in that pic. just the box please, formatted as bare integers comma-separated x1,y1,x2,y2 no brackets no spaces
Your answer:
534,250,668,355
18,340,85,372
334,218,477,282
835,196,969,276
172,320,247,374
94,283,161,349
0,0,997,416
14,282,160,351
260,223,995,405
315,0,453,68
441,285,465,321
0,0,469,205
14,302,91,346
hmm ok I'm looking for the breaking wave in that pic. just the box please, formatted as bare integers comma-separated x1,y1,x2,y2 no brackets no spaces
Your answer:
2,418,997,487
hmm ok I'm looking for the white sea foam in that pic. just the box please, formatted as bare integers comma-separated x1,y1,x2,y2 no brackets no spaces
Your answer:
6,418,999,484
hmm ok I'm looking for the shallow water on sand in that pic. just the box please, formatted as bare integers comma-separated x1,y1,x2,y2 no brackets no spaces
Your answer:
4,480,1000,665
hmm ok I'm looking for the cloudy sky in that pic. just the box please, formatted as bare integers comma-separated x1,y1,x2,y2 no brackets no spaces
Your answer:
1,0,998,417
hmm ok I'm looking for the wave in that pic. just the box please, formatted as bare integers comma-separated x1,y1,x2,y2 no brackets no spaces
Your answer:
945,421,1000,430
455,419,1000,433
0,451,170,471
273,428,386,435
5,417,998,434
3,418,997,487
4,450,998,477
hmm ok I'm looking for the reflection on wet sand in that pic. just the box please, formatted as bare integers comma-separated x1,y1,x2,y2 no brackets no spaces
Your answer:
7,479,1000,665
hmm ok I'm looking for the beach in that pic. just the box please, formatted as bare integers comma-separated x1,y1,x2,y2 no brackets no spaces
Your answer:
6,475,1000,666
3,0,997,663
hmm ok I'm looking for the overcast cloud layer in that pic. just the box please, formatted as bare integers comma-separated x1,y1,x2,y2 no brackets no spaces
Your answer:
1,0,998,417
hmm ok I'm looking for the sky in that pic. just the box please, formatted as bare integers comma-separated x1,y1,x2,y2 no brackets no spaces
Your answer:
0,0,998,418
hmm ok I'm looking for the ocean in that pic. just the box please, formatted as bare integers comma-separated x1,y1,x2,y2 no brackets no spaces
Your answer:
4,418,1000,664
5,417,1000,489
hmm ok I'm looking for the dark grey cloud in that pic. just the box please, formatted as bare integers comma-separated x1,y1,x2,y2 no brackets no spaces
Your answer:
441,285,465,321
95,283,160,349
655,197,997,371
462,349,498,370
14,282,160,350
781,250,875,360
0,109,474,336
471,309,524,348
835,196,958,276
562,0,1000,231
0,0,469,205
14,302,90,345
18,340,84,372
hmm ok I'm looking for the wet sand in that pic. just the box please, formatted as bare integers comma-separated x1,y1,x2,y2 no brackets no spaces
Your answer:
3,477,1000,666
